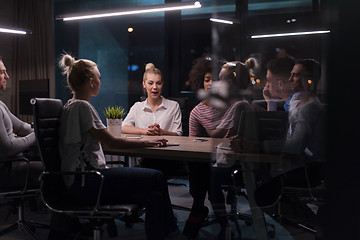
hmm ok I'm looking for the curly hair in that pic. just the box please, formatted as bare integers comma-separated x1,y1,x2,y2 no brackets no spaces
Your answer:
188,56,213,91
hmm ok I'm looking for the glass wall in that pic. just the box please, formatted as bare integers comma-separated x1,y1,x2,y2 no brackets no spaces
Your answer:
54,0,327,125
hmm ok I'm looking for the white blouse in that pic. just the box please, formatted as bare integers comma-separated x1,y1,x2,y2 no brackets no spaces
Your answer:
122,96,183,136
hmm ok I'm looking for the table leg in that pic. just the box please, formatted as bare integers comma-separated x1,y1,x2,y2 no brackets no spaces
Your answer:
241,162,270,240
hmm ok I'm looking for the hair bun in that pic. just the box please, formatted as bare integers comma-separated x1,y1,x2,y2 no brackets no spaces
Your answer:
245,58,256,69
145,63,155,71
59,53,75,75
62,54,75,67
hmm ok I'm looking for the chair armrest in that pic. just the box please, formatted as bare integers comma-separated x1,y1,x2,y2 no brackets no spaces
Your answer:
40,170,104,214
1,157,30,193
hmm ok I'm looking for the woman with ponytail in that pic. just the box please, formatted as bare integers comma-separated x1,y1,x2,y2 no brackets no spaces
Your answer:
57,54,186,240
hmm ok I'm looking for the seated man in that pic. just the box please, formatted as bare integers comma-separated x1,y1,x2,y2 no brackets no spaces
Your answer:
231,58,325,226
0,56,42,189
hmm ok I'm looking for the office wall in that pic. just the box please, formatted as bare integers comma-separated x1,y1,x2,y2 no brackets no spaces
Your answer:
0,0,55,122
54,0,165,123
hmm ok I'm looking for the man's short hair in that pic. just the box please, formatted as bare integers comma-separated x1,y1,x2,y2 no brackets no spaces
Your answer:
267,57,295,82
295,59,321,88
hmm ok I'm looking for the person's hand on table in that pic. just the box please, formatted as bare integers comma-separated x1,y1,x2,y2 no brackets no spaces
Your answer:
143,138,168,147
146,123,160,135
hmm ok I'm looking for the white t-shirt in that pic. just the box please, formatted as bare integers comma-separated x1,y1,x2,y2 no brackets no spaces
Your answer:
59,99,106,187
122,96,183,135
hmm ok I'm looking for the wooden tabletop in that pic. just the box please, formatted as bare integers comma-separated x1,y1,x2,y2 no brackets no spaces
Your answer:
102,134,282,163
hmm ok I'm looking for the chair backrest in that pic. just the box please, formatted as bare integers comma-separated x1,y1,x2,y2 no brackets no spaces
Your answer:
169,97,189,136
31,98,63,173
32,98,75,210
238,111,289,146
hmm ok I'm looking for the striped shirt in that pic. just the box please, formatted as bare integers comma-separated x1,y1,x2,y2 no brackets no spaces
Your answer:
189,101,229,137
217,100,265,137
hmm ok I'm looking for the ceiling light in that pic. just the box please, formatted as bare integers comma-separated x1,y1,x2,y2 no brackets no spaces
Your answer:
251,30,330,39
57,1,202,21
0,27,27,35
210,18,233,25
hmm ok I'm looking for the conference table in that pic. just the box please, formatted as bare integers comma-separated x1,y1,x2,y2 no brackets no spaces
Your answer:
103,134,282,240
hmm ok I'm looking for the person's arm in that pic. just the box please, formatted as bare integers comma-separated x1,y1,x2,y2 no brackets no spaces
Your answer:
122,125,152,135
10,111,33,137
0,109,35,159
165,102,183,136
189,107,202,137
148,100,183,136
90,127,168,149
263,82,280,111
282,101,316,156
121,102,160,135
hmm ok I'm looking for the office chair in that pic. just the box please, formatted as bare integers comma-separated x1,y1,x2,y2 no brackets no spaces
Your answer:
248,110,325,237
31,98,144,240
215,111,289,239
259,160,325,235
0,157,49,240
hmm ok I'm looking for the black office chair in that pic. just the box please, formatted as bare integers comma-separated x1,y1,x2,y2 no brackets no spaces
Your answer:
248,110,325,236
0,157,49,240
256,160,325,236
31,97,144,240
217,111,289,239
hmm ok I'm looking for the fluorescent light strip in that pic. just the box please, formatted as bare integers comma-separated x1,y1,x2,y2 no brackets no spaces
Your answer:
251,30,330,39
0,27,27,35
60,1,201,21
210,18,233,25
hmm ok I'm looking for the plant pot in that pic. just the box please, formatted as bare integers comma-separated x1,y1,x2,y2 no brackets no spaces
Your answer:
106,118,122,137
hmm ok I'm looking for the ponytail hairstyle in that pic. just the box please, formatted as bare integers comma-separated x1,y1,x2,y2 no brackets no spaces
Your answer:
58,53,97,93
143,63,163,82
221,57,260,90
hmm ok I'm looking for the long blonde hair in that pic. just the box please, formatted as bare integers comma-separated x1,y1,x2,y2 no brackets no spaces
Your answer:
59,54,97,93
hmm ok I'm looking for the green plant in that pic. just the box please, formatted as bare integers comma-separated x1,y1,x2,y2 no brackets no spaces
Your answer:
103,105,126,119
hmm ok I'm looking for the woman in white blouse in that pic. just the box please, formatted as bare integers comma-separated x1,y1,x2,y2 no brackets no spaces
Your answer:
122,63,182,136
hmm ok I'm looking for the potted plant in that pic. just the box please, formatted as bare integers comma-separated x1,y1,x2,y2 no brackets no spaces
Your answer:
104,105,126,137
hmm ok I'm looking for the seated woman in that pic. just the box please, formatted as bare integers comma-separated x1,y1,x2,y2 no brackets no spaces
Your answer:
207,58,266,239
0,56,42,190
121,63,184,176
122,63,182,136
57,54,186,240
184,55,235,239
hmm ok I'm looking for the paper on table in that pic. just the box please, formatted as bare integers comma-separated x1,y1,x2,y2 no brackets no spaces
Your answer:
166,143,180,146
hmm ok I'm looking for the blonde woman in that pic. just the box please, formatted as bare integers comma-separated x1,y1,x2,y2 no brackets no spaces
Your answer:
122,63,184,176
57,54,185,240
122,63,182,136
